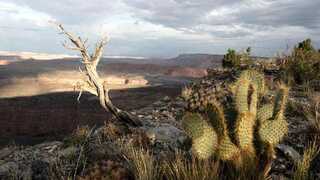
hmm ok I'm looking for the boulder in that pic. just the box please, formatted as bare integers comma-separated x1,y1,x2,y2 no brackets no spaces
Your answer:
277,144,301,163
145,123,187,147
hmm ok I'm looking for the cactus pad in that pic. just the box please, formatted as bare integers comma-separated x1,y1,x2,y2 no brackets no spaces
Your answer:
192,123,218,159
218,136,240,161
182,112,205,139
206,103,228,138
273,84,289,116
235,77,251,113
235,112,256,154
259,114,288,146
257,104,274,123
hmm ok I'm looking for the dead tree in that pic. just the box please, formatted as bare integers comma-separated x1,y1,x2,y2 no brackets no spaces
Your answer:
56,24,141,126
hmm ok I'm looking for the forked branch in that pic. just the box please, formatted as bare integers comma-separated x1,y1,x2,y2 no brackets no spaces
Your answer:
55,23,141,126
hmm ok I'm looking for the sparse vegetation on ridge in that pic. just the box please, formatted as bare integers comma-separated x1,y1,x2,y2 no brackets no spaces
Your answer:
1,23,320,179
222,47,253,69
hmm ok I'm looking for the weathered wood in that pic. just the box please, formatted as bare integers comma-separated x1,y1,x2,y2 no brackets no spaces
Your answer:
56,23,141,126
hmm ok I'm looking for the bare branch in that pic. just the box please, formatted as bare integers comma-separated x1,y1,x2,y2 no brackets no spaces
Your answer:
74,81,98,100
83,38,89,45
91,37,108,68
62,41,82,51
55,22,91,62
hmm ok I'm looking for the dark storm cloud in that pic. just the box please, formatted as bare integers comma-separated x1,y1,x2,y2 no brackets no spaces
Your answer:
123,0,239,28
124,0,320,32
232,0,320,29
0,0,319,57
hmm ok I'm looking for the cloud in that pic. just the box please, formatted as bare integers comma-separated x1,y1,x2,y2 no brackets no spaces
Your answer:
0,1,56,27
0,0,319,57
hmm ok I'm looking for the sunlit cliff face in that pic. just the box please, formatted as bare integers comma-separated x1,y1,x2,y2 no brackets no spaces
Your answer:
0,60,10,66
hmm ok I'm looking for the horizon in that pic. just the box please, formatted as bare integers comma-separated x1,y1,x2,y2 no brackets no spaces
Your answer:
0,0,319,58
0,50,276,61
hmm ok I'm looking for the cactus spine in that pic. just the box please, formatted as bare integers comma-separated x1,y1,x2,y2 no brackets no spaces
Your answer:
182,70,289,168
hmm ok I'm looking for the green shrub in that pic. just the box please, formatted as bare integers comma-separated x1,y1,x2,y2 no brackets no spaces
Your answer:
222,49,241,69
281,39,320,84
222,47,253,69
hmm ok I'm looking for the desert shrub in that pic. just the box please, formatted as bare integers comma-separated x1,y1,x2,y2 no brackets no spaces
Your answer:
222,49,241,69
281,39,320,85
222,47,253,69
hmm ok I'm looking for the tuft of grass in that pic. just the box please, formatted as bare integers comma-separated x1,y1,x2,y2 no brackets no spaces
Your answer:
63,125,91,147
293,140,320,180
303,92,320,134
53,126,96,180
181,85,193,100
122,145,161,180
163,151,220,180
120,144,270,180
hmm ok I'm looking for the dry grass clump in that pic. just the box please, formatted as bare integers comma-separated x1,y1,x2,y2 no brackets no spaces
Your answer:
52,126,96,179
122,145,161,180
303,93,320,135
120,144,271,180
163,151,220,180
293,140,320,180
181,85,193,100
121,144,220,180
63,125,91,146
100,121,128,141
74,125,91,137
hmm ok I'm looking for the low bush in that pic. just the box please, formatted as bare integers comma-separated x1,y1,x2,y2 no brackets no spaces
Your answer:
280,39,320,85
222,47,253,69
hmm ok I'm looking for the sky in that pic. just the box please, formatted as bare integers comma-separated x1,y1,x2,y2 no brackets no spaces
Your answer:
0,0,319,58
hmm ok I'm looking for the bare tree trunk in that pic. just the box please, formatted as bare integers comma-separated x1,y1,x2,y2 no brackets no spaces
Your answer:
55,23,141,126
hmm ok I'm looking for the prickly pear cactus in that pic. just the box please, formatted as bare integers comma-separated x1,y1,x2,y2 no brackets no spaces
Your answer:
182,112,218,159
181,69,289,168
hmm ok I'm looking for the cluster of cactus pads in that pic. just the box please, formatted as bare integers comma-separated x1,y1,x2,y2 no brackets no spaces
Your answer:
182,80,232,112
182,70,289,166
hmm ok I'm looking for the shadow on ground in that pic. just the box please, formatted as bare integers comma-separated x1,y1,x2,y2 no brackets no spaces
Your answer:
0,85,182,147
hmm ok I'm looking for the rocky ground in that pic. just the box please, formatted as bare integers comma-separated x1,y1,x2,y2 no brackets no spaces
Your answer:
0,70,319,180
0,95,187,179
